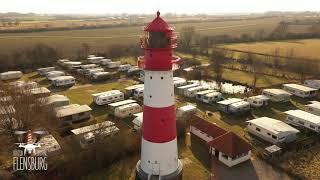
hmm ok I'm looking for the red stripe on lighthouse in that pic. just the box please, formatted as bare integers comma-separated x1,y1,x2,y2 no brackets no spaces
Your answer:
143,105,176,143
144,50,173,71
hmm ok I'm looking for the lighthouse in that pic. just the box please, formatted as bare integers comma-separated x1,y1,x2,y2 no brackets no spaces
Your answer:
135,11,183,180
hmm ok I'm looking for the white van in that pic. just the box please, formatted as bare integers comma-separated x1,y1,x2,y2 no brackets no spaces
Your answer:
92,90,124,105
114,103,142,118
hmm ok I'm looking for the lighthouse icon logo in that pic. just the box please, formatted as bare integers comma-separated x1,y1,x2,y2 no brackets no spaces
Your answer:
135,11,183,180
14,130,47,155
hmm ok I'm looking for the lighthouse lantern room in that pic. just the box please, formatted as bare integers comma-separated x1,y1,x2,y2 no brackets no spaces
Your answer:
135,11,183,180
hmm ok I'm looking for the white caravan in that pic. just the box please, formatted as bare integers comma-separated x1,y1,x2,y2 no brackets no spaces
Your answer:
305,101,320,116
91,72,111,81
108,99,137,114
106,61,121,68
46,71,65,80
133,87,144,99
114,103,142,118
283,84,317,98
285,110,320,133
200,92,223,104
304,80,320,90
262,89,291,102
184,86,207,98
196,89,216,101
87,56,104,64
100,59,112,65
125,84,144,97
37,67,55,75
51,76,75,87
177,83,199,95
0,71,23,81
92,90,124,105
246,95,270,108
118,64,132,72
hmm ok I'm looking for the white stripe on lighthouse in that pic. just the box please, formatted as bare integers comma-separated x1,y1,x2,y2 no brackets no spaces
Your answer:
140,137,178,176
144,70,175,108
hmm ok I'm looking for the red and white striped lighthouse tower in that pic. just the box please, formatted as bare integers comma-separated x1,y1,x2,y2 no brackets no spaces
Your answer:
135,11,183,180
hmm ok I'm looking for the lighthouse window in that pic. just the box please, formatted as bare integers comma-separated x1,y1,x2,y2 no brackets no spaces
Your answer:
150,95,152,98
147,32,169,48
161,76,164,79
150,76,152,79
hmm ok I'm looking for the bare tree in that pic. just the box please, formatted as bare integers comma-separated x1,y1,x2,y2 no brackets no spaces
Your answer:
210,49,225,90
179,26,195,52
199,36,209,55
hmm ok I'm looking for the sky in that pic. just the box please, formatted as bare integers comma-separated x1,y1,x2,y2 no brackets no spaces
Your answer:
0,0,319,14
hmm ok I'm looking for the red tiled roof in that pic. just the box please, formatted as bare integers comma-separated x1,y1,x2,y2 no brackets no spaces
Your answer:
190,115,227,139
208,132,251,157
144,11,173,32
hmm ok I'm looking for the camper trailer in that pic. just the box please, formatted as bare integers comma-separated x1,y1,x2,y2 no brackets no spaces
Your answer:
0,71,23,80
91,72,111,81
63,61,82,69
10,81,38,89
132,112,143,130
83,68,104,76
217,98,250,114
125,84,144,97
176,104,197,118
92,90,124,105
108,99,137,114
305,101,320,116
45,94,70,109
304,80,320,90
106,61,121,68
133,87,144,99
37,67,55,75
173,78,188,88
46,71,65,80
177,83,199,95
184,86,207,97
196,89,216,101
114,103,142,118
118,64,132,72
51,76,75,87
283,84,317,98
247,117,299,144
57,59,70,65
100,59,112,65
285,110,320,133
87,56,104,64
246,95,270,108
200,92,223,104
262,89,291,102
71,121,119,148
55,104,92,125
30,87,51,98
127,66,141,75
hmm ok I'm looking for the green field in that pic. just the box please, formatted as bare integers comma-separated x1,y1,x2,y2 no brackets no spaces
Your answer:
0,17,285,57
223,39,320,59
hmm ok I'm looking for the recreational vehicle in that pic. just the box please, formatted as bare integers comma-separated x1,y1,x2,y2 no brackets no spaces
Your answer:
37,67,55,75
87,56,104,64
51,76,76,87
91,72,111,81
305,101,320,116
285,110,320,133
46,71,65,80
176,104,197,118
45,94,70,109
57,59,70,65
0,71,23,80
283,84,317,98
125,84,144,97
262,89,291,102
201,92,223,104
173,78,188,88
108,99,137,114
184,86,207,97
100,59,112,65
217,98,250,114
304,80,320,89
106,61,121,68
30,87,51,97
10,81,38,89
127,66,141,75
114,103,142,118
133,87,144,99
63,61,82,69
71,121,119,148
55,104,92,125
247,117,299,144
118,64,132,72
132,113,143,130
196,89,216,101
246,95,270,107
79,64,98,71
92,90,124,105
177,83,199,95
83,68,104,76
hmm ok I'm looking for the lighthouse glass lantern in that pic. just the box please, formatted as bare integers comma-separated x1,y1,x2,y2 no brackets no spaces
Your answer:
135,11,183,180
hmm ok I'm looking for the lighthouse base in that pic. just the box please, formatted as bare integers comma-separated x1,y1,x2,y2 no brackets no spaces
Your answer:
135,160,183,180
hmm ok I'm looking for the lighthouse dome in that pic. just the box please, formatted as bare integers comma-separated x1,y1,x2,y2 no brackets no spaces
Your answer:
144,11,173,32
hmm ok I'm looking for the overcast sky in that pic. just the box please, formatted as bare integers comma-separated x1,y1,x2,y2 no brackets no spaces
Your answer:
0,0,319,14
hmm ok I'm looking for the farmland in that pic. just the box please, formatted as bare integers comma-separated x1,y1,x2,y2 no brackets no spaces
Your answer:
223,39,320,59
0,17,286,56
